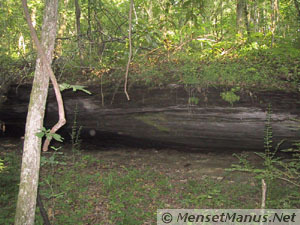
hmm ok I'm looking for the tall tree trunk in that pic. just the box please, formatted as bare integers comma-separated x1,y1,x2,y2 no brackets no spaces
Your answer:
15,0,59,224
252,0,259,32
75,0,84,66
236,0,250,39
87,0,92,40
270,0,279,47
220,1,224,37
93,10,105,59
294,0,300,46
244,1,250,40
87,0,92,62
236,0,246,36
30,5,37,53
56,0,69,55
259,1,267,34
295,0,300,22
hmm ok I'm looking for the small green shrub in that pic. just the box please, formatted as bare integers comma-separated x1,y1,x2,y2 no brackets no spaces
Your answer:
220,88,240,105
188,96,199,105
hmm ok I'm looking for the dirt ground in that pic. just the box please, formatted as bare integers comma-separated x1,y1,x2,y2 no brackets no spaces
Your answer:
2,137,293,224
1,137,263,182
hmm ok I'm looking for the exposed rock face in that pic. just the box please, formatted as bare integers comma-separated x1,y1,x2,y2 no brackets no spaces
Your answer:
1,84,300,151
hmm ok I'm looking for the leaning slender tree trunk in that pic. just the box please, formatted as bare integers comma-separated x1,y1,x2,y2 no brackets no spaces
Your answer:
124,0,133,101
15,0,59,224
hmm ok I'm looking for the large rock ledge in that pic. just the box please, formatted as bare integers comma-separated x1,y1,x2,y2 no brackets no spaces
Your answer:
1,84,300,151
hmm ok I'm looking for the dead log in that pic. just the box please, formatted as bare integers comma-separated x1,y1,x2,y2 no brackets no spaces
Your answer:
1,84,300,151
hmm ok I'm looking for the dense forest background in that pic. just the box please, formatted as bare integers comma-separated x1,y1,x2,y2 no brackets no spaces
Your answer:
1,0,300,91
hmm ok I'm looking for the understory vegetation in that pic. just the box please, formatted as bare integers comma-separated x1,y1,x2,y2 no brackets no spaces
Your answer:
2,35,300,92
0,142,299,225
1,0,300,92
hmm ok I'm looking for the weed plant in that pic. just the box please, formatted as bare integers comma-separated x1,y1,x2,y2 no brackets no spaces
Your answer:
229,104,300,208
70,104,83,164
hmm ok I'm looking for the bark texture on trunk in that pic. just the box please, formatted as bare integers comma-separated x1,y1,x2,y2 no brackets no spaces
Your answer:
75,0,84,63
236,0,246,35
15,0,58,224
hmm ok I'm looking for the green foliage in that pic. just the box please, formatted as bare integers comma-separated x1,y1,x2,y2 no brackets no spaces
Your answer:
126,41,300,91
0,0,299,90
179,177,260,208
0,0,299,94
36,127,64,142
59,83,91,95
39,155,94,225
188,96,199,105
0,152,21,225
101,167,172,224
0,159,5,173
220,87,240,105
41,150,66,167
181,62,201,85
